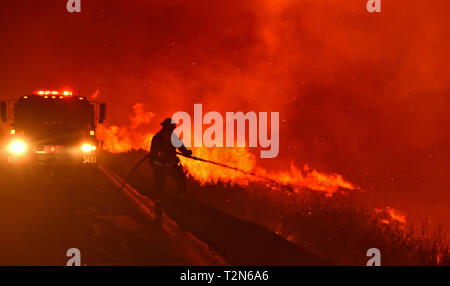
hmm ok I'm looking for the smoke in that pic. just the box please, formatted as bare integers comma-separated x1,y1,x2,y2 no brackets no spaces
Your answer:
129,103,154,129
1,0,450,225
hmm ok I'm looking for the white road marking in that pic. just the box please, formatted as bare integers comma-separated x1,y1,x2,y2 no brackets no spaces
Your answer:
98,165,227,266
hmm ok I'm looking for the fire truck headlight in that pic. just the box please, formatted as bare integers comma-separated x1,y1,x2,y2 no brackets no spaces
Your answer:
9,140,27,155
81,143,96,153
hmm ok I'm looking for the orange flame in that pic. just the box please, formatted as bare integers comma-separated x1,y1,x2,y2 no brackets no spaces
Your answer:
98,104,356,194
97,103,154,153
375,206,407,225
129,103,154,129
180,147,257,185
256,162,355,193
386,206,407,224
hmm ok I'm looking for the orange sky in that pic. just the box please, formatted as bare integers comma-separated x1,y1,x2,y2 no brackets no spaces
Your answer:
1,0,449,224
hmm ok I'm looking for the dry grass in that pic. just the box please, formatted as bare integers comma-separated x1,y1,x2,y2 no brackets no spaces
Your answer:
102,150,450,266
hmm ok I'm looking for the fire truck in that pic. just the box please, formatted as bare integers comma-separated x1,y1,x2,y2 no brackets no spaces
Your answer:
1,90,106,166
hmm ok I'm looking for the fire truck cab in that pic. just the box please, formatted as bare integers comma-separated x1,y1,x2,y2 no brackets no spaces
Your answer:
1,90,106,166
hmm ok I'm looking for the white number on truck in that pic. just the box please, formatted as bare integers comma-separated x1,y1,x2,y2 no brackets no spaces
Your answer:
83,156,97,164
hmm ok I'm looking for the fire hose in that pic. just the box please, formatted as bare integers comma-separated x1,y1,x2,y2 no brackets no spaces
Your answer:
119,152,287,192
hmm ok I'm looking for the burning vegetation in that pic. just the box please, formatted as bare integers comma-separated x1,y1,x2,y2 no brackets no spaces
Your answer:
2,0,449,265
102,149,449,266
97,102,356,193
97,103,448,265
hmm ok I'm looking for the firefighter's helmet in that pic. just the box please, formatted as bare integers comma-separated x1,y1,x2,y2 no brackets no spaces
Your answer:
161,118,176,128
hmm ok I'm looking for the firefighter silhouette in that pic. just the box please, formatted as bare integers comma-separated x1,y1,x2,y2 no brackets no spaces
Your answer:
149,118,192,217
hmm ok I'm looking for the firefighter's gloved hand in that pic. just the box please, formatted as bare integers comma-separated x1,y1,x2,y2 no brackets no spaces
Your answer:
184,150,193,157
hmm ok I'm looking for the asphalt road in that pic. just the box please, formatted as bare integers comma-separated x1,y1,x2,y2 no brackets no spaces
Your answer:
0,164,222,266
0,156,330,266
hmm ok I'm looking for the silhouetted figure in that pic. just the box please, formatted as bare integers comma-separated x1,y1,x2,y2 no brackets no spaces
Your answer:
149,118,192,218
